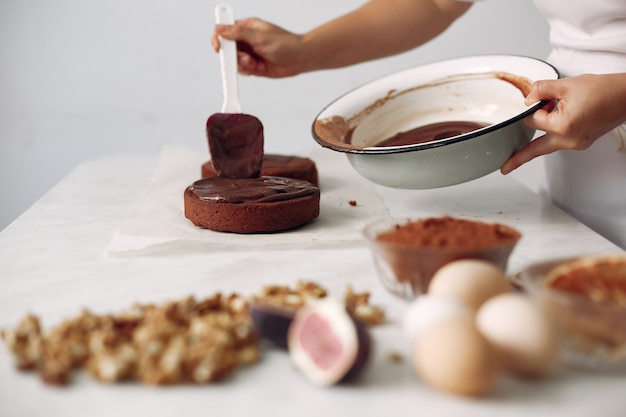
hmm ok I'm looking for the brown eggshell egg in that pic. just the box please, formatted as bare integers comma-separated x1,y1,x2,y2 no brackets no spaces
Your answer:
428,259,511,312
476,293,560,377
413,317,501,397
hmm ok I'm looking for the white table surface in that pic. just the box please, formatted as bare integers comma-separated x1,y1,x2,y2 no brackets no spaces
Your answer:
0,149,623,417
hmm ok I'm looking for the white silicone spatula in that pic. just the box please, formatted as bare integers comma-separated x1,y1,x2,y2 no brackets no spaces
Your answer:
207,4,264,179
215,4,242,113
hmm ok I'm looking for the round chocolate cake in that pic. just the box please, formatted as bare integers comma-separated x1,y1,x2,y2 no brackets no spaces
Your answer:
201,154,319,186
184,176,320,233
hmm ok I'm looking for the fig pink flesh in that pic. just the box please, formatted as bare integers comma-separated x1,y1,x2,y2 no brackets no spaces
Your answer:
298,312,344,370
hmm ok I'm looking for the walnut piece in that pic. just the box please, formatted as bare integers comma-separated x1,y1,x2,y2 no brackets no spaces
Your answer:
345,286,386,326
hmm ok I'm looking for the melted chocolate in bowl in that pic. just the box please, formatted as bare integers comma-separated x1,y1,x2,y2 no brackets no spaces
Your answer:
375,121,487,147
314,71,533,150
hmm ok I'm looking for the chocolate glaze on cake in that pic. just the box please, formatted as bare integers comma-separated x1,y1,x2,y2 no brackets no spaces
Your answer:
202,154,319,186
184,176,320,233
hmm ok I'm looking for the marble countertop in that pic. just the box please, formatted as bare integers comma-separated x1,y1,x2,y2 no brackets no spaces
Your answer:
0,147,623,417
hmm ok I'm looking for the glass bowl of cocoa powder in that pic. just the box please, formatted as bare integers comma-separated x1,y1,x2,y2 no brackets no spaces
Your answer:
363,216,521,299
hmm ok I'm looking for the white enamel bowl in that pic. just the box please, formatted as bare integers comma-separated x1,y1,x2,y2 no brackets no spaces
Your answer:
312,55,559,189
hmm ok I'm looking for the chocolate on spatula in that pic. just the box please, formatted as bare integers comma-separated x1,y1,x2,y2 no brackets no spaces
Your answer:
206,113,264,178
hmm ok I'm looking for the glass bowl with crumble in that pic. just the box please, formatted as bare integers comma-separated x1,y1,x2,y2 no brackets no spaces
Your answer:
516,255,626,371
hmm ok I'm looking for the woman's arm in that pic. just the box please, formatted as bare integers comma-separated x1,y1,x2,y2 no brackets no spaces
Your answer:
212,0,472,78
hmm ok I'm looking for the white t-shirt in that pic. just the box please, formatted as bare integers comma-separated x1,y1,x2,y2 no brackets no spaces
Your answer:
459,0,626,249
533,0,626,249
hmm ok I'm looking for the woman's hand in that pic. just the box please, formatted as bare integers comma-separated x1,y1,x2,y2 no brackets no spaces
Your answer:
501,73,626,174
211,18,308,78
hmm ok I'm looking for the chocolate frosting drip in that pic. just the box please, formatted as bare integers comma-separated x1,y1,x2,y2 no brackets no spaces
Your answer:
206,113,264,178
188,176,318,203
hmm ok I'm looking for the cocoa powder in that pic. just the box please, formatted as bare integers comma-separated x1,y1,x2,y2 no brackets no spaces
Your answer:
376,216,520,249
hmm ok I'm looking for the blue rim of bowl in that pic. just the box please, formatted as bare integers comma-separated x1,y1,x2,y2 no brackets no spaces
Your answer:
311,54,560,155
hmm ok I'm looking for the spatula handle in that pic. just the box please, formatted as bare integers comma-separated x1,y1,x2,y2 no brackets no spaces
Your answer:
215,4,242,113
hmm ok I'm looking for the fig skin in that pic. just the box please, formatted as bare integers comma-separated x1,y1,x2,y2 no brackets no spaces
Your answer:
249,303,296,350
339,317,371,383
287,298,372,386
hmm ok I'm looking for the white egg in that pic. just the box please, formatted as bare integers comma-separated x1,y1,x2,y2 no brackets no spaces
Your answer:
428,259,511,311
402,295,472,344
476,293,560,377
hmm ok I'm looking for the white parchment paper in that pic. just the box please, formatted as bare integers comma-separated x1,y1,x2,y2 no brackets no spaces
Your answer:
105,146,388,254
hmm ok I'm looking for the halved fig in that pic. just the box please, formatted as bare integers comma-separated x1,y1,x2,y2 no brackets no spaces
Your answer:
249,303,296,350
287,298,371,385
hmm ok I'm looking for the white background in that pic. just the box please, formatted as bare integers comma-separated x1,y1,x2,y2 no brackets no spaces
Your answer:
0,0,550,230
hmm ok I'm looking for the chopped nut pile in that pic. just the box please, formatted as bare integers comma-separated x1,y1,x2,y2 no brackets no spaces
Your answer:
1,281,384,386
1,293,257,385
